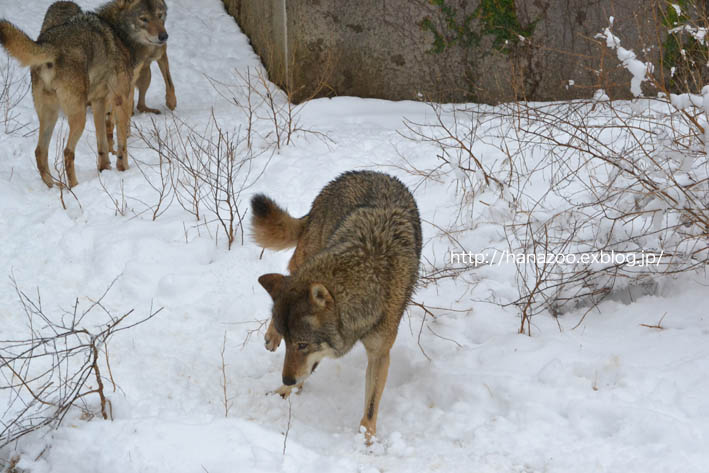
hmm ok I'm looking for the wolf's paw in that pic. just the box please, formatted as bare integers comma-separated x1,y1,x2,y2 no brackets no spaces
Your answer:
98,154,112,171
166,93,176,111
137,104,161,115
272,385,293,399
40,172,54,188
359,421,377,446
116,157,129,172
264,326,282,352
270,382,303,399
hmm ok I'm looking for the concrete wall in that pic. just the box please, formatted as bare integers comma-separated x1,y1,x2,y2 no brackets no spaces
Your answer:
223,0,286,85
223,0,665,103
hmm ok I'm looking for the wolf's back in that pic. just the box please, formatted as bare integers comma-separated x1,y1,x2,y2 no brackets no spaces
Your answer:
40,1,83,34
0,21,54,67
310,170,422,258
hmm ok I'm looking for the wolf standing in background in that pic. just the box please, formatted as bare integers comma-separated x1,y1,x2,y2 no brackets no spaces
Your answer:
0,0,168,187
113,0,174,115
39,1,175,115
252,170,422,442
101,0,174,152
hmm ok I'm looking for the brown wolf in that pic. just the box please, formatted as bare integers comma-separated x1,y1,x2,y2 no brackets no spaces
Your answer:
117,0,174,115
102,0,174,153
39,1,175,116
252,170,422,441
0,0,167,187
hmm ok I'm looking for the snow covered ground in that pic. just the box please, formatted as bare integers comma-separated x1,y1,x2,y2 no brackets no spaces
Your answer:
1,1,708,472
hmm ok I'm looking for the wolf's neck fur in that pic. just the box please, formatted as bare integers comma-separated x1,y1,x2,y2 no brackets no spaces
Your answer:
95,2,140,65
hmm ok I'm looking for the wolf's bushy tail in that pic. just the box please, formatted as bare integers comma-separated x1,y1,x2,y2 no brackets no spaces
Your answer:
251,194,306,250
0,20,54,67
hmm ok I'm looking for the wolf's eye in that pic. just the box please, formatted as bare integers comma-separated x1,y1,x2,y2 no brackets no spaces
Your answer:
140,16,149,23
297,343,309,351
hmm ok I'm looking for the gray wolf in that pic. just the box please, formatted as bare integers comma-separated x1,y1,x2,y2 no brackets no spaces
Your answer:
119,0,174,115
103,0,174,153
251,170,422,441
0,0,168,187
39,1,174,116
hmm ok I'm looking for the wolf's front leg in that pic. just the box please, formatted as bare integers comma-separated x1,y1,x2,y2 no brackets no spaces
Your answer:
359,350,391,444
264,318,282,351
157,49,176,111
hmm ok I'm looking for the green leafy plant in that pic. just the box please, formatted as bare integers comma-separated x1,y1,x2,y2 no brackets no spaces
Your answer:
660,0,709,92
474,0,536,53
420,0,477,54
421,0,536,55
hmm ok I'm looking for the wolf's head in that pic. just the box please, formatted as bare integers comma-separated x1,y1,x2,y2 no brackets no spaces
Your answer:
259,273,338,387
116,0,168,46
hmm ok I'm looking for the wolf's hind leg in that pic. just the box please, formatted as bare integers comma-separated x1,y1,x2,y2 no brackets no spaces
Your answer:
91,98,111,171
63,113,85,188
33,92,59,187
105,108,115,154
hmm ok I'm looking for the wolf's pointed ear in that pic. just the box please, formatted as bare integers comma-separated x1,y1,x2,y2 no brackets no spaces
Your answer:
309,283,333,309
259,273,285,299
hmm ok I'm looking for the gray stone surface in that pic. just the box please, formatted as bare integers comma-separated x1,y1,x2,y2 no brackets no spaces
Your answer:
223,0,665,103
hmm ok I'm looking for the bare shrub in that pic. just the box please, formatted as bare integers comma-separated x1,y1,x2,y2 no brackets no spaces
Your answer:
129,65,330,239
219,332,232,418
97,174,128,217
402,101,498,190
131,148,176,221
502,95,707,330
207,66,333,152
0,275,162,449
400,102,504,226
197,113,255,249
135,111,271,249
134,115,204,221
0,56,32,136
403,10,709,333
